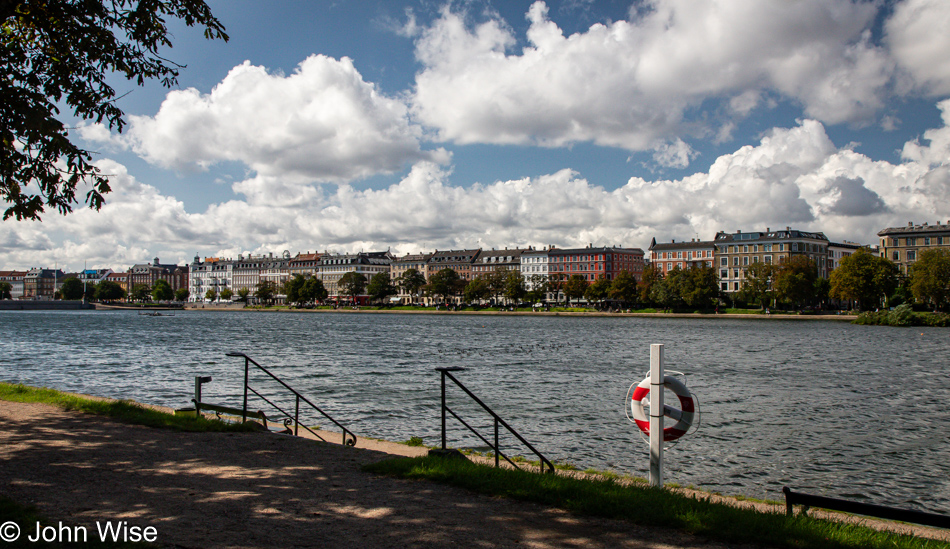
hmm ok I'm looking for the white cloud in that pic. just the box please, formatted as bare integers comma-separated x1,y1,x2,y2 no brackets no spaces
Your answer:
109,55,446,182
410,0,893,158
8,102,950,271
886,0,950,96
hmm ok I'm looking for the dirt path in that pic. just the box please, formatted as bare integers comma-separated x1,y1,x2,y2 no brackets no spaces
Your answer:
0,400,765,549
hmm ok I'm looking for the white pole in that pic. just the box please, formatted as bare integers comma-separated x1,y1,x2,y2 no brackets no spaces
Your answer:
650,343,664,488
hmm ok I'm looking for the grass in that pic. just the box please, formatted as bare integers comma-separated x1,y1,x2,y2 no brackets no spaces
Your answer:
0,494,155,548
363,456,948,549
0,383,256,433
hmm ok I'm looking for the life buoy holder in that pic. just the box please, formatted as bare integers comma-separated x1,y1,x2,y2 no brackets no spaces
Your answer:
630,375,695,442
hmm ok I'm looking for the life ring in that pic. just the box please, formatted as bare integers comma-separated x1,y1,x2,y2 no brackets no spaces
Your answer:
630,375,695,442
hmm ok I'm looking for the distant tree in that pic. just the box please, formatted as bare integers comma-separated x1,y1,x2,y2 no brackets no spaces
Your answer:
219,288,233,302
94,280,124,302
366,272,397,304
562,275,589,306
608,270,639,305
151,279,173,301
680,264,719,309
204,288,217,302
237,287,250,303
303,277,328,303
60,277,84,300
426,268,463,304
2,0,228,220
485,267,508,303
585,276,611,304
638,265,663,306
132,283,151,302
174,287,190,302
739,262,775,309
910,248,950,311
773,256,817,309
0,281,12,299
463,277,491,303
829,248,898,310
397,268,427,300
813,277,830,307
284,274,306,305
253,281,276,305
339,272,367,303
503,271,526,304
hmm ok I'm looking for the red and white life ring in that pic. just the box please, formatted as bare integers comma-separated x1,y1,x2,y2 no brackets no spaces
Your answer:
630,375,695,442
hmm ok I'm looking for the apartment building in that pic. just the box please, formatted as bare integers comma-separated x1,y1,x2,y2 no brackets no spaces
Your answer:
190,255,233,301
427,249,480,281
0,271,27,299
648,238,716,275
129,257,188,296
714,228,829,292
878,220,950,275
828,241,865,271
289,252,322,278
548,245,645,283
23,269,65,299
391,253,431,304
520,247,551,291
471,248,528,277
318,251,393,300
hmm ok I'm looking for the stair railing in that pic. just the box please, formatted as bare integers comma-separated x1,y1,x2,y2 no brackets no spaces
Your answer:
436,366,554,474
226,352,356,446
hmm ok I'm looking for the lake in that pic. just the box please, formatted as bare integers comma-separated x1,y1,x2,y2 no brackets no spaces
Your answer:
1,309,948,513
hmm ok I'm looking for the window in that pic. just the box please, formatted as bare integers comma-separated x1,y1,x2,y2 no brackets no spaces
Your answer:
667,263,673,270
720,257,727,266
907,238,916,246
733,257,739,266
733,282,740,291
907,250,917,261
721,282,728,291
743,245,749,252
733,268,740,278
720,269,728,279
764,255,772,264
924,237,931,245
892,250,900,261
743,256,749,266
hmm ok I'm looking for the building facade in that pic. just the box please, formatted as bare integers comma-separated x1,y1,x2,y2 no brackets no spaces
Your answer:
318,251,393,301
648,238,716,275
427,249,480,281
878,221,950,275
714,228,829,293
390,253,431,304
23,269,65,299
0,271,27,299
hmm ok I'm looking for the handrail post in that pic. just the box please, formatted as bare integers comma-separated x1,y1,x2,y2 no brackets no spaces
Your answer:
441,369,447,450
242,356,249,424
295,394,300,437
494,418,499,468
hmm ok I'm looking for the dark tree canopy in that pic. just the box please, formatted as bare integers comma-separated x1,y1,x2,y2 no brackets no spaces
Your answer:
1,0,228,220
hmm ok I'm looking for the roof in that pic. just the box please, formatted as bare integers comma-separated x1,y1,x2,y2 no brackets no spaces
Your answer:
549,246,644,255
649,239,716,251
878,221,950,236
714,228,828,243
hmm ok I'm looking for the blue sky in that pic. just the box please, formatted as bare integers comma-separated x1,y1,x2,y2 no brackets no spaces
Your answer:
4,0,950,271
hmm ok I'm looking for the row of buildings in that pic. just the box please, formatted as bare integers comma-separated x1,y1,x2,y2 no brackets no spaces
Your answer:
3,221,948,302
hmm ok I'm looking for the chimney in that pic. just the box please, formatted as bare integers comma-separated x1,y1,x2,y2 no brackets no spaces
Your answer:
767,227,770,232
909,221,914,227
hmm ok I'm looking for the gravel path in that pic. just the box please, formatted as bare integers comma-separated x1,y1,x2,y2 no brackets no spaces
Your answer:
0,399,760,549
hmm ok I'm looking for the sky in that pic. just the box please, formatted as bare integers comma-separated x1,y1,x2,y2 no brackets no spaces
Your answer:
4,0,950,272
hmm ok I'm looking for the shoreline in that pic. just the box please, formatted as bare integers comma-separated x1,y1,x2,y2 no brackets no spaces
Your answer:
175,304,857,321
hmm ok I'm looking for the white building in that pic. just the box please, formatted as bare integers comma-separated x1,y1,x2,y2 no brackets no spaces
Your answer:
189,255,233,302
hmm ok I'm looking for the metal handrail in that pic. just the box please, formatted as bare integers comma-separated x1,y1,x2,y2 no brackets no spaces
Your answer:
783,487,950,528
437,367,554,474
226,352,356,446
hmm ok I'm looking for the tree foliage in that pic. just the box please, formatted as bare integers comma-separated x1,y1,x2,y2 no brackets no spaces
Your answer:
397,268,426,298
463,277,490,303
637,265,663,305
608,270,638,304
151,279,173,301
562,275,589,305
910,248,950,311
304,276,328,303
339,272,367,301
366,272,397,304
426,268,463,303
773,256,817,309
738,262,775,309
585,276,611,304
284,274,307,306
94,280,124,301
59,276,83,300
219,287,232,302
174,287,189,302
829,248,898,310
204,287,217,302
0,281,12,299
253,281,275,305
1,0,228,220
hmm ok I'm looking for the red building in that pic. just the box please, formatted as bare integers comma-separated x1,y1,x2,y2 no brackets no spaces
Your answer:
547,245,645,283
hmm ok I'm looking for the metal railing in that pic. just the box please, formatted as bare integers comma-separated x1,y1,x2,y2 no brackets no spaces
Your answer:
226,352,356,446
436,366,554,474
783,487,950,528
